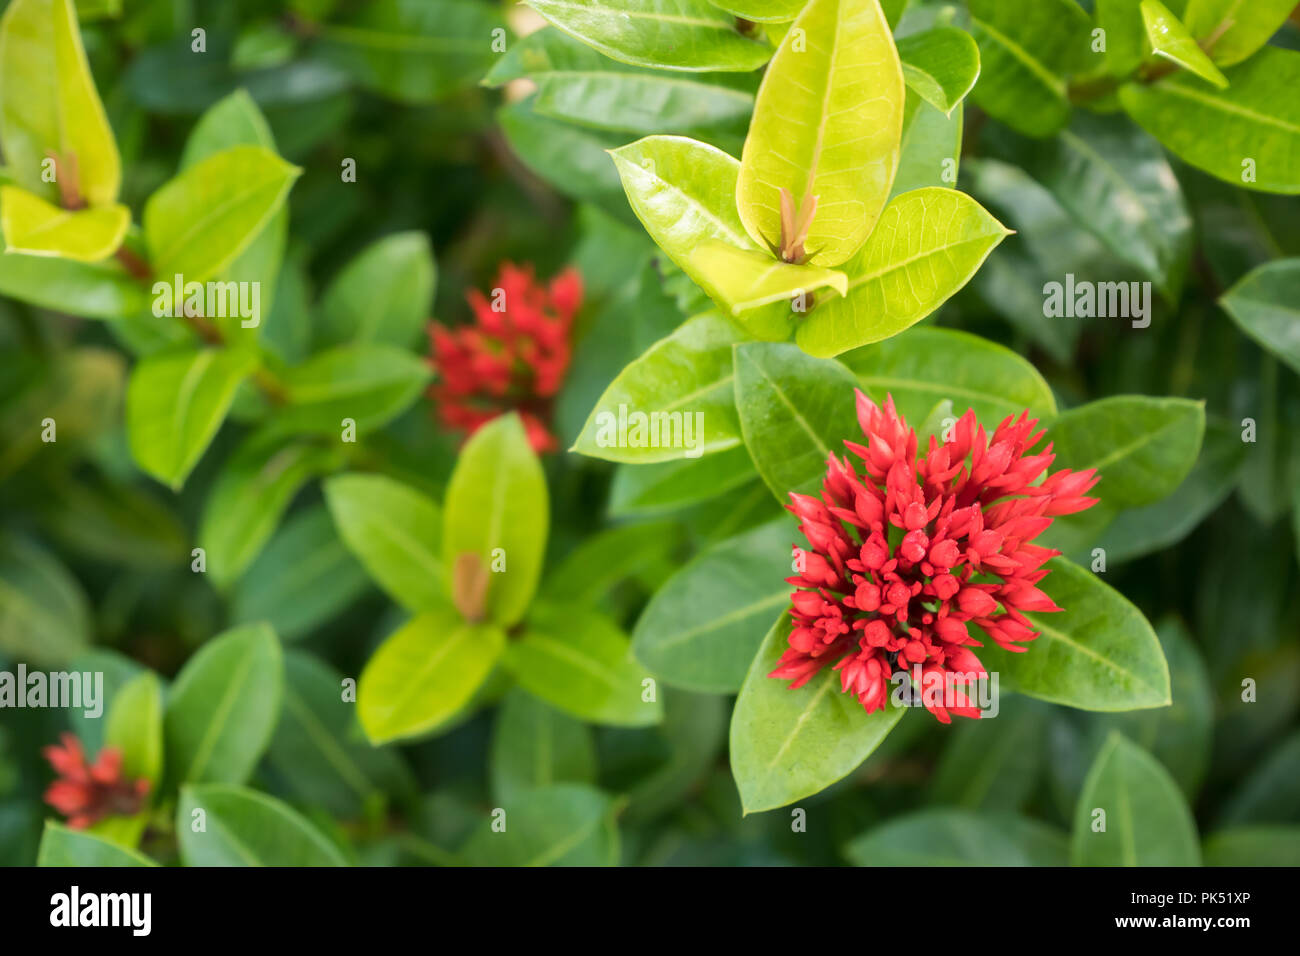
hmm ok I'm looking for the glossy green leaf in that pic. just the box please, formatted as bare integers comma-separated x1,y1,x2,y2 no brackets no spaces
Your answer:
324,472,444,612
1185,0,1295,66
507,603,662,727
0,534,90,665
460,784,620,866
1047,395,1205,507
896,27,980,115
318,232,436,348
442,413,548,627
0,237,147,318
358,606,505,744
1220,258,1300,376
1141,0,1228,88
573,310,747,463
891,94,962,198
1071,732,1200,865
125,347,256,490
737,0,904,266
164,623,283,785
0,0,120,204
840,325,1057,430
685,241,847,328
1203,827,1300,866
705,0,803,21
0,186,127,261
845,810,1069,866
37,822,156,867
977,558,1171,712
177,784,347,866
609,445,756,515
633,518,793,693
731,613,905,813
1119,47,1300,194
795,188,1011,357
526,0,771,72
489,688,597,804
733,341,860,499
143,145,299,283
276,344,431,435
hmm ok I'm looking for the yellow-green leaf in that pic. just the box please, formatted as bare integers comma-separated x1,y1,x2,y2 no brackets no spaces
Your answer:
0,185,127,261
1141,0,1229,88
685,240,846,336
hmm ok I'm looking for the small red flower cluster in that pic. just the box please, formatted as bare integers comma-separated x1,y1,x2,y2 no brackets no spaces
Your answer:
428,262,582,453
772,391,1099,723
43,733,149,829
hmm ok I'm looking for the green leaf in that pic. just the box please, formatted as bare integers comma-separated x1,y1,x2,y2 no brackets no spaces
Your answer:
633,518,793,693
526,0,772,72
266,651,415,819
733,341,860,500
891,94,962,198
198,431,340,589
609,445,757,515
794,187,1011,357
0,186,127,261
460,784,620,866
929,696,1048,812
896,27,980,115
507,603,662,727
498,100,630,214
1047,395,1205,508
125,347,256,490
968,0,1090,137
1119,47,1300,194
544,520,686,603
684,241,848,329
179,89,276,169
572,310,747,463
1141,0,1228,88
1071,731,1200,865
37,822,156,867
489,688,597,804
358,606,505,744
324,473,444,612
0,0,120,204
164,623,283,785
705,0,803,21
1095,0,1147,78
977,558,1171,712
276,344,432,435
0,534,90,665
318,232,436,348
840,325,1057,430
1220,258,1300,376
105,671,164,787
177,784,347,866
845,810,1069,866
442,413,548,628
1203,827,1300,866
737,0,904,267
143,145,299,283
0,237,147,319
730,612,905,813
1185,0,1296,66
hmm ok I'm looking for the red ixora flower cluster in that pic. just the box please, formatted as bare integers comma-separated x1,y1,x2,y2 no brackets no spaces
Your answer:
43,733,149,829
427,262,582,453
772,391,1100,723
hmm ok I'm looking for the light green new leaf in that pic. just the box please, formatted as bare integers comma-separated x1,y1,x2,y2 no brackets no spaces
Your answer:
1047,395,1205,507
1184,0,1295,66
323,473,444,612
144,145,299,283
796,187,1010,357
460,784,620,866
1071,732,1200,865
105,671,164,787
489,688,597,805
179,88,275,169
358,606,505,744
891,94,962,198
685,241,847,330
164,623,283,785
1119,47,1300,194
1220,258,1300,377
896,27,980,115
840,325,1056,430
276,344,432,435
37,822,156,867
737,0,904,266
177,784,347,866
507,603,662,727
0,0,120,204
318,232,436,348
705,0,804,21
0,534,90,666
633,518,794,693
442,413,548,627
526,0,772,72
977,559,1171,712
126,347,257,490
845,810,1069,866
1141,0,1228,88
0,186,127,261
734,341,860,500
573,310,747,463
731,613,905,813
